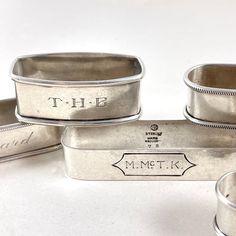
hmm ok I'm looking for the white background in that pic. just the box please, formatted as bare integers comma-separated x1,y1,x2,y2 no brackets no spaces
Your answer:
0,0,234,235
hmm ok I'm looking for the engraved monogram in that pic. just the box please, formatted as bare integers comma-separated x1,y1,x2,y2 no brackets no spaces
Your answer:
0,132,34,149
112,153,196,176
48,97,108,108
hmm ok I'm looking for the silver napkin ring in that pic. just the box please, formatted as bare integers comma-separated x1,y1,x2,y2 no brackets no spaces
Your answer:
184,64,236,129
61,120,236,180
12,52,144,126
0,98,61,162
214,171,236,236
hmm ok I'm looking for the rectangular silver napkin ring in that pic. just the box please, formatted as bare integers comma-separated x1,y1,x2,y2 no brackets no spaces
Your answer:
61,120,236,180
184,64,236,129
12,52,144,126
0,98,61,162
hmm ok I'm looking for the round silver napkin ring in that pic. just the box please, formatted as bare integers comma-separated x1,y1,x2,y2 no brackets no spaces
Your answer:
12,52,144,126
213,217,226,236
214,171,236,236
184,64,236,129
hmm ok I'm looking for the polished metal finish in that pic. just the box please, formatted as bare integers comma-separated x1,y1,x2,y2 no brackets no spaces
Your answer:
62,120,236,180
215,171,236,236
184,64,236,128
0,98,61,162
12,53,143,126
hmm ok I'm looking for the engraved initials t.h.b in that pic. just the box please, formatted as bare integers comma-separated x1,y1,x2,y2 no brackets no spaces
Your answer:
48,97,108,108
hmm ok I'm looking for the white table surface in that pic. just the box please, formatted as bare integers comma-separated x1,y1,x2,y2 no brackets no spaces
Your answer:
1,0,234,235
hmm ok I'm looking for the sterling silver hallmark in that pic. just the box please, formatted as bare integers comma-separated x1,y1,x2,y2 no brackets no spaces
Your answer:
214,171,236,236
12,53,144,126
62,120,236,180
184,64,236,128
0,98,61,162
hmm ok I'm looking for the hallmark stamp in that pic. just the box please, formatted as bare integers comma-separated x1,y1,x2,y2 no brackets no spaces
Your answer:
112,153,196,176
145,123,162,148
150,124,158,131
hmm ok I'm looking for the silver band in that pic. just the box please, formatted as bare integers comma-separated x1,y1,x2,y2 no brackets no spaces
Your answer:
16,107,142,127
183,106,236,129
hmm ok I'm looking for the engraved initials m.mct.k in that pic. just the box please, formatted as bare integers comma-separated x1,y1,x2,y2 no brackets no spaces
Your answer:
113,153,196,176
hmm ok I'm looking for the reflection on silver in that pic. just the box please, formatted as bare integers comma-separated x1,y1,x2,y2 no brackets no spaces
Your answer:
184,64,236,128
62,120,236,180
12,52,144,126
0,98,61,162
214,171,236,236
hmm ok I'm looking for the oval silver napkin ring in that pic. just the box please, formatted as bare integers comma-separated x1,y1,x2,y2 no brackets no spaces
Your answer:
184,64,236,129
12,52,144,126
214,171,236,236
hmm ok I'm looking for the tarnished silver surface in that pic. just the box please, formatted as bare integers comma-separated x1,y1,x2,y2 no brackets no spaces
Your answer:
214,171,236,236
12,53,143,126
0,98,61,162
62,120,236,180
184,64,236,129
